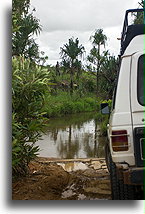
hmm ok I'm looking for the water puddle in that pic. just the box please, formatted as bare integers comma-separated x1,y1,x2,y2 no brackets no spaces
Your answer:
61,184,76,198
59,159,111,200
57,162,89,172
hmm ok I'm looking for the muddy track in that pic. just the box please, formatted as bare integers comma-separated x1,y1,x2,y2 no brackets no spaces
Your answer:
12,157,111,200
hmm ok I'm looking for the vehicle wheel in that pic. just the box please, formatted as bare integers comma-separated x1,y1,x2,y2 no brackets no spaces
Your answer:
108,151,120,199
120,183,136,200
118,179,125,199
134,186,144,199
105,143,111,172
118,179,135,200
107,147,136,200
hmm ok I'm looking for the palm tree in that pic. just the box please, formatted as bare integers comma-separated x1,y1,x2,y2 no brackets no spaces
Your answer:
12,0,42,61
89,29,107,93
90,29,107,55
100,54,118,99
60,38,85,93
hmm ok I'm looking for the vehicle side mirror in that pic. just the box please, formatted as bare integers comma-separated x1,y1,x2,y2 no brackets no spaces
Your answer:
100,103,110,114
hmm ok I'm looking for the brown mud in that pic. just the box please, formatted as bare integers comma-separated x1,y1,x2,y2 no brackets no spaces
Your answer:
12,157,111,200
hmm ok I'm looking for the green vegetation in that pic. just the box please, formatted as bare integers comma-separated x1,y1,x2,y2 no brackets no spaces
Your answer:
88,29,107,94
60,38,85,94
12,0,143,176
12,0,48,63
43,92,99,118
12,0,49,176
133,0,144,24
12,57,49,175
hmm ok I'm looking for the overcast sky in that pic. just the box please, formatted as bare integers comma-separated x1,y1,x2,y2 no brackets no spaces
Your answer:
31,0,139,66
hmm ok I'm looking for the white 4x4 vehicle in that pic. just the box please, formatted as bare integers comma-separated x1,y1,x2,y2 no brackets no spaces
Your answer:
101,9,144,200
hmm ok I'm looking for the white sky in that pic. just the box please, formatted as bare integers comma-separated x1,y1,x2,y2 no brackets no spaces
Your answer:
31,0,140,66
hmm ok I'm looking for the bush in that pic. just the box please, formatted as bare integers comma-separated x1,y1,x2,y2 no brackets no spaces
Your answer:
84,97,97,108
61,101,75,114
12,113,40,175
43,91,99,117
73,101,84,113
99,117,109,136
12,57,49,176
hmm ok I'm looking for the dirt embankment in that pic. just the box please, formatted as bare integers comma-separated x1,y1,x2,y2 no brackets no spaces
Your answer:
12,157,111,200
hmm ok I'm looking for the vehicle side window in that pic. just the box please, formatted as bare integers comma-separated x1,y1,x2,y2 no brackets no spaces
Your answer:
137,55,144,106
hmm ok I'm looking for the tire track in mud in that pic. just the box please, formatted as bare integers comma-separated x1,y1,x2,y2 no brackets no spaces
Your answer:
12,157,111,200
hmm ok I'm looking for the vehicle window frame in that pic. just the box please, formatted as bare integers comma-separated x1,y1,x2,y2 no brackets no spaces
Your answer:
137,54,144,106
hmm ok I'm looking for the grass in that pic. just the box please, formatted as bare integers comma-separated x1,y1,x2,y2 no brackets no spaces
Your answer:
43,91,100,118
42,90,111,136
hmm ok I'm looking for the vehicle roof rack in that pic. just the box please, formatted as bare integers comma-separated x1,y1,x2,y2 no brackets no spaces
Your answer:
120,8,144,56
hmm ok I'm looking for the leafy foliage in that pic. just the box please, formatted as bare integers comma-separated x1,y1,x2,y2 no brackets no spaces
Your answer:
43,90,98,117
60,37,85,93
133,0,144,24
12,1,124,178
90,29,107,49
87,29,118,98
12,57,50,175
88,29,108,93
99,54,118,99
12,0,43,62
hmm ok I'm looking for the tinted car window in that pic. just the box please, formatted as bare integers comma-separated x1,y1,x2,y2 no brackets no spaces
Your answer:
137,55,144,106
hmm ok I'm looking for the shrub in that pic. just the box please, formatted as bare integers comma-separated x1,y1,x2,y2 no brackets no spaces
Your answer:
84,97,97,109
73,101,84,113
12,57,49,176
62,101,75,114
99,117,109,136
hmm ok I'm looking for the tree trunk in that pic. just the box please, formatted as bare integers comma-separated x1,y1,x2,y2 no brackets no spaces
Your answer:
96,44,100,95
70,68,74,94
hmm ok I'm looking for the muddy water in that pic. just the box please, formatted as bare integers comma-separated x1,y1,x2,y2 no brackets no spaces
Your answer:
35,112,107,159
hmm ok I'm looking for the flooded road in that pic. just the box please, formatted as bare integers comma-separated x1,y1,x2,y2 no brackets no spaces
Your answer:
35,112,107,159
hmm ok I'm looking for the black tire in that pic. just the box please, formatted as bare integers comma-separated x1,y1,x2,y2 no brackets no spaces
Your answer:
118,179,135,200
105,143,111,172
107,146,136,200
134,185,144,199
120,182,136,200
107,149,136,199
108,150,120,200
125,184,136,199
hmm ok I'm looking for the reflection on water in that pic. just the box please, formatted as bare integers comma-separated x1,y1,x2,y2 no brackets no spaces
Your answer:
57,162,89,172
35,112,107,159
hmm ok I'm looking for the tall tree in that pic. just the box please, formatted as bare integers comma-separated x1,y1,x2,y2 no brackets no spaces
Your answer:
60,38,85,93
88,29,107,94
12,0,42,61
100,54,118,99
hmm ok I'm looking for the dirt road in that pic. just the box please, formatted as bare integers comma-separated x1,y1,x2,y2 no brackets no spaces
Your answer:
12,157,111,200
